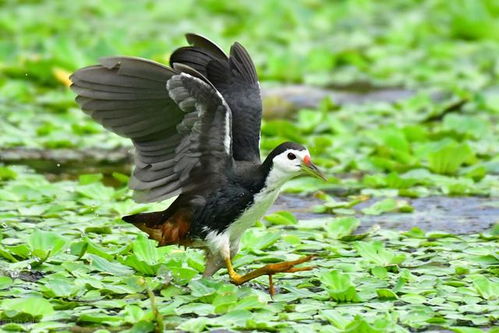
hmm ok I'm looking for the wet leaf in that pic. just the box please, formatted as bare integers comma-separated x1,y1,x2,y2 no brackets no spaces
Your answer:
79,173,103,185
0,167,17,181
471,275,499,300
343,315,384,333
376,288,398,300
0,276,13,289
87,254,134,276
428,142,475,175
2,297,54,319
28,230,68,260
325,217,360,239
265,211,298,225
362,199,398,215
320,270,361,303
355,241,406,266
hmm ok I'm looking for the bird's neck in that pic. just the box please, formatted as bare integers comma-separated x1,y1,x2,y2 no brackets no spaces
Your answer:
259,158,293,193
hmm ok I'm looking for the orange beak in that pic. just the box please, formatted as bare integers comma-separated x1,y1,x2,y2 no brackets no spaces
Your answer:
301,155,327,181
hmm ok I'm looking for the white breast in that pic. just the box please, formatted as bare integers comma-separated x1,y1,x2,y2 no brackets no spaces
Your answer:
226,165,293,243
205,165,293,259
226,187,280,242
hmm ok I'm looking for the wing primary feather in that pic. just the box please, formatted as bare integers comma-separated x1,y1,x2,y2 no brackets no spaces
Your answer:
100,56,177,81
71,67,162,88
171,63,213,87
185,33,227,59
229,42,258,84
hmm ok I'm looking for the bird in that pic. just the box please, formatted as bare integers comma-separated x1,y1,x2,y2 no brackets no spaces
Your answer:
70,33,326,294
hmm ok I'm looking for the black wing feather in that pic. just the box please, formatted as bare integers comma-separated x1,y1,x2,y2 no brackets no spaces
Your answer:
229,42,258,84
185,33,227,59
170,34,262,162
71,56,233,203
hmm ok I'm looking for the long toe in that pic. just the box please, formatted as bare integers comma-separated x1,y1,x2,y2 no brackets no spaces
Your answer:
226,255,315,290
264,255,315,275
284,265,315,273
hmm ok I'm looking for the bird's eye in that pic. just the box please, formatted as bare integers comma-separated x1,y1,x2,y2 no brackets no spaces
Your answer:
287,153,296,160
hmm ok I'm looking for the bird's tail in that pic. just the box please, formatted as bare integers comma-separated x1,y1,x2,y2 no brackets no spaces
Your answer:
123,211,165,225
123,210,191,246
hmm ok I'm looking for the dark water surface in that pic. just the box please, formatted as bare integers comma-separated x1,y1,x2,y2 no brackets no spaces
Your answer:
272,195,498,234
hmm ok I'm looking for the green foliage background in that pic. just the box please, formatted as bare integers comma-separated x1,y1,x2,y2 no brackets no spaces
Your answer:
0,0,498,332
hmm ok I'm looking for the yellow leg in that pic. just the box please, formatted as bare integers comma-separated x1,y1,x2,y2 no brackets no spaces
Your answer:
224,255,315,295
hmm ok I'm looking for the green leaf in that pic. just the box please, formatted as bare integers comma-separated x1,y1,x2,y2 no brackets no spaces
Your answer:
443,114,488,139
401,227,426,238
0,276,13,289
400,293,426,304
241,229,280,253
78,312,123,324
84,226,112,234
78,173,103,185
450,327,486,333
374,127,410,153
112,172,129,184
87,254,134,276
428,142,475,175
41,276,79,297
124,254,158,275
361,199,397,215
343,315,384,333
188,279,217,298
7,244,32,259
361,198,414,215
0,166,17,181
264,211,298,225
70,237,113,261
169,266,198,284
471,275,499,300
217,309,253,327
321,310,350,329
297,109,323,132
325,217,360,239
454,266,470,275
122,235,164,275
0,245,18,262
320,270,361,303
28,229,68,259
123,304,146,323
355,241,406,266
2,297,54,319
376,289,398,300
76,183,115,200
213,288,238,314
177,317,208,332
371,266,388,279
261,120,303,142
385,172,418,189
132,234,160,265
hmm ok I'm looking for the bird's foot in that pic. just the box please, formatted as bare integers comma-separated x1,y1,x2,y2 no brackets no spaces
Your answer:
227,255,315,295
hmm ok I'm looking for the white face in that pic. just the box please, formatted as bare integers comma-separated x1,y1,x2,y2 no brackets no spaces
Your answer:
272,148,310,177
264,147,325,190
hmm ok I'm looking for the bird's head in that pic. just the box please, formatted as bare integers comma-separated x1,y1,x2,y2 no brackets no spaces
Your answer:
262,142,326,185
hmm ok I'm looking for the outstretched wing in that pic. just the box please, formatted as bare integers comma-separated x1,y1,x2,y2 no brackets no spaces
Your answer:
170,33,262,163
166,73,233,195
70,57,232,203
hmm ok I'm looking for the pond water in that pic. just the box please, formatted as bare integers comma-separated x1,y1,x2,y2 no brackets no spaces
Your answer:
273,194,498,234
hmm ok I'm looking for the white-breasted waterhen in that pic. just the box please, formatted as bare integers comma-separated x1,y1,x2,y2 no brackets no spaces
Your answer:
70,34,326,294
